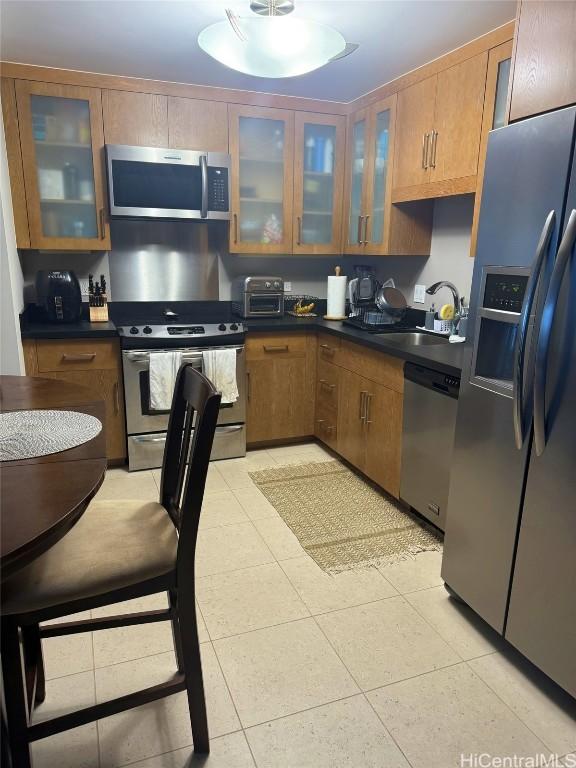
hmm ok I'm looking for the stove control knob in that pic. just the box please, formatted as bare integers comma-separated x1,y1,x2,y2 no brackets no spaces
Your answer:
143,326,152,334
274,280,281,289
230,323,239,331
218,323,227,331
130,326,139,335
265,281,271,289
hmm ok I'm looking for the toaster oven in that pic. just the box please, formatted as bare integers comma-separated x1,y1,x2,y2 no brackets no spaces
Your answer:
232,276,284,318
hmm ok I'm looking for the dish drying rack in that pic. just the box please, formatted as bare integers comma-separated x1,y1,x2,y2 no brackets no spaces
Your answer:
345,304,403,332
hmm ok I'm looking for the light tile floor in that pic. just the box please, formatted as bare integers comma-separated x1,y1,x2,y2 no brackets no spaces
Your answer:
33,443,576,768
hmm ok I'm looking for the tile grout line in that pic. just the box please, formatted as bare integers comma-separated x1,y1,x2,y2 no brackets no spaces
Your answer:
361,690,415,768
461,657,558,754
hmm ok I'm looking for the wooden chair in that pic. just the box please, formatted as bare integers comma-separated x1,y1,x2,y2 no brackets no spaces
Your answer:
1,364,221,768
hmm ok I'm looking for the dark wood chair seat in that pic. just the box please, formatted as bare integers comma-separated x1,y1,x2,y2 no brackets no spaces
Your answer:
1,365,222,768
2,500,177,616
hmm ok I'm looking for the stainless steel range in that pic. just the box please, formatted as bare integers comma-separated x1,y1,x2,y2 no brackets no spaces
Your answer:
118,321,246,471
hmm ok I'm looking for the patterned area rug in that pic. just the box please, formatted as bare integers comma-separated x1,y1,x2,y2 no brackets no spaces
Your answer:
249,460,442,573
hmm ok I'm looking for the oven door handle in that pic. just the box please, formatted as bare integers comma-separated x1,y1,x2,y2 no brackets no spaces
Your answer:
133,434,167,443
124,347,244,363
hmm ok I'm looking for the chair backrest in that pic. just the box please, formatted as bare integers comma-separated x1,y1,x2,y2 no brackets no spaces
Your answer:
159,364,221,570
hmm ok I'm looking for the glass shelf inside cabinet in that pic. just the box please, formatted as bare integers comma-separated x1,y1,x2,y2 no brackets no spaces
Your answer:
31,95,98,239
370,109,390,245
301,122,336,245
348,119,365,245
238,116,285,244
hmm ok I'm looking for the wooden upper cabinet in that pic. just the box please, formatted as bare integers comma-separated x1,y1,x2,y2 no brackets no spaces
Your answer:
292,112,345,255
470,40,513,256
102,90,168,146
343,108,370,253
364,96,397,254
168,97,228,151
430,52,488,183
15,79,110,250
393,76,436,191
509,0,576,122
393,53,488,200
228,105,294,254
1,78,30,248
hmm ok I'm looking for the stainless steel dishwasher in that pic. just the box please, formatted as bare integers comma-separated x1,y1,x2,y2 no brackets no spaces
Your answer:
400,362,460,532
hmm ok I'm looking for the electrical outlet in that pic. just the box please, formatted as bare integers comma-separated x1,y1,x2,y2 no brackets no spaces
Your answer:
284,281,292,292
413,284,426,304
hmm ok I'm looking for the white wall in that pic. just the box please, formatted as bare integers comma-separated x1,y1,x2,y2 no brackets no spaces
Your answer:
0,100,25,375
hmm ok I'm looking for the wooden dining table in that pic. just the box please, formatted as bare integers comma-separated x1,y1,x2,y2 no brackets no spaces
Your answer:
0,375,108,580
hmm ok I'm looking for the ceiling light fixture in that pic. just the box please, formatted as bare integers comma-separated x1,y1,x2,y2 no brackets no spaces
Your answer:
198,1,358,79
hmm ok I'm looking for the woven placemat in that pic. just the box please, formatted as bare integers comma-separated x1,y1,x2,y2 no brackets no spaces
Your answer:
0,409,102,461
250,460,442,573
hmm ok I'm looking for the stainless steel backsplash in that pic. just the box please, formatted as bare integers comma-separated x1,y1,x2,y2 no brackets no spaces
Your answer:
108,219,223,302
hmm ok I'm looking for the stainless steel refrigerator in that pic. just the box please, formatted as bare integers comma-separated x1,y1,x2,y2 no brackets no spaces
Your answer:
442,106,576,698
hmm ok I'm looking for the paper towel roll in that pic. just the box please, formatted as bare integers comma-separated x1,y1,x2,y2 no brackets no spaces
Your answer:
327,275,347,318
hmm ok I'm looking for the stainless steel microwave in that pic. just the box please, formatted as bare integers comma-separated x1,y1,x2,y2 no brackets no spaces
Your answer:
106,144,230,221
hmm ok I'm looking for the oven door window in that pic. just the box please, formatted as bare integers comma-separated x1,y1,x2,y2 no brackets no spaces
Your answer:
112,160,202,211
249,295,282,314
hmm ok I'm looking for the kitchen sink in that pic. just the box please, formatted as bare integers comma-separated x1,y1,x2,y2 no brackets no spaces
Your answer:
376,332,450,346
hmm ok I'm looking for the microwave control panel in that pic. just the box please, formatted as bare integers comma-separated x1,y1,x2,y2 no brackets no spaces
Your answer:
483,273,528,313
208,167,229,212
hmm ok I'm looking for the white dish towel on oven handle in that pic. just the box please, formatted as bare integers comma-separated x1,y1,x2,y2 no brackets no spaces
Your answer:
202,349,239,404
149,350,182,411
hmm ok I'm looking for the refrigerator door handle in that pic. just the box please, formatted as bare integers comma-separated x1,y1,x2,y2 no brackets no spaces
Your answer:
534,208,576,456
513,210,556,449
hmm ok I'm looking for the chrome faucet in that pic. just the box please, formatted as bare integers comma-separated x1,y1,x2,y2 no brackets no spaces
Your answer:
426,281,460,324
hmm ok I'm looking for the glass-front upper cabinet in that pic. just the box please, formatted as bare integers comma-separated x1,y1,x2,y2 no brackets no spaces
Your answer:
344,95,397,255
344,109,369,253
293,113,345,255
15,80,110,250
229,105,294,254
364,97,395,254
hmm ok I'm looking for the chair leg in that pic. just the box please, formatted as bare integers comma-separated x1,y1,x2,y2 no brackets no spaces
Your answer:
177,593,209,754
168,589,184,673
1,618,32,768
22,624,46,706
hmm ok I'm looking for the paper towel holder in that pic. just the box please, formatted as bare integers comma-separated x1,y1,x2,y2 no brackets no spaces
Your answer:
324,266,348,321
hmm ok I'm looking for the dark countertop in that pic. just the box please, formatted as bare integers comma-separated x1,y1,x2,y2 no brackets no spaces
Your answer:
20,320,118,339
20,311,465,375
244,317,465,376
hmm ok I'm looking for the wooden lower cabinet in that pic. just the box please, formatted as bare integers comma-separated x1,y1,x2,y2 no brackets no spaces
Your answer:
246,332,316,444
22,338,126,462
313,338,404,498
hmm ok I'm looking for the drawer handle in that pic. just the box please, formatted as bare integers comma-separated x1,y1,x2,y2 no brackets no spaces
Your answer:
62,353,96,362
319,379,336,390
365,393,373,424
263,345,289,352
320,344,335,354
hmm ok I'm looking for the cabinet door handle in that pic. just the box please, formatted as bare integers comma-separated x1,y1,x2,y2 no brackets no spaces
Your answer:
62,353,96,362
297,216,302,246
359,390,368,421
246,370,251,401
320,343,335,356
363,214,370,245
99,208,106,239
233,213,238,244
319,379,336,390
430,130,438,169
113,380,120,415
357,215,364,245
365,393,373,424
263,345,289,353
422,133,429,169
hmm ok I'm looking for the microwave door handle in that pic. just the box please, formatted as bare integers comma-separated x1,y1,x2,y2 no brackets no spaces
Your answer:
512,210,556,450
200,154,208,219
534,208,576,457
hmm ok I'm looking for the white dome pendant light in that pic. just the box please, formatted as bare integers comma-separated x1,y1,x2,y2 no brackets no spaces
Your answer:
198,0,358,78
